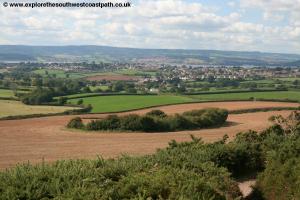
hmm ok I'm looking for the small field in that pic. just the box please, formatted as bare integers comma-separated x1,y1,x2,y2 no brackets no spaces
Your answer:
68,95,195,113
34,69,147,81
188,91,300,102
0,100,77,118
0,89,15,98
34,69,113,79
85,74,140,81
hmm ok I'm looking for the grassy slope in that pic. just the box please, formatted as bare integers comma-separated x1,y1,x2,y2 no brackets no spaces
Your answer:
68,95,196,113
189,91,300,101
0,100,76,118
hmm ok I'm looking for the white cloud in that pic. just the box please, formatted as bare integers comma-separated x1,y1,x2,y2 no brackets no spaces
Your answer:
0,0,299,53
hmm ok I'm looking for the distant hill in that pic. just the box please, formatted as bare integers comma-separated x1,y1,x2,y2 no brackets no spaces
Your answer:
0,45,300,66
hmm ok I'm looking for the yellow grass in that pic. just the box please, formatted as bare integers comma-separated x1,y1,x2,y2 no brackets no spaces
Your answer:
0,100,77,118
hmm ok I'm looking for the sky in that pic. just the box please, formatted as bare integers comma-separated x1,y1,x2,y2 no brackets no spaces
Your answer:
0,0,299,54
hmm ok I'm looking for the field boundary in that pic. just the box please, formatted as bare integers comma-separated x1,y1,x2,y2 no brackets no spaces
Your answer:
81,99,299,116
1,100,299,121
184,89,287,95
229,107,300,114
59,93,158,100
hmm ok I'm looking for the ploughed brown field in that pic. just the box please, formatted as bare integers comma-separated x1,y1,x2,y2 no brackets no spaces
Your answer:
86,74,140,81
0,101,299,170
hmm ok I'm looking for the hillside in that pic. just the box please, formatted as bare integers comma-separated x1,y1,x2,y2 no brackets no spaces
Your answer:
1,45,300,66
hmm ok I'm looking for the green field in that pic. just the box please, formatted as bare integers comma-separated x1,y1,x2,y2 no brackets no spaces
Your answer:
33,69,114,79
89,85,109,91
188,91,300,102
34,69,156,79
0,100,77,118
0,89,15,98
68,95,195,113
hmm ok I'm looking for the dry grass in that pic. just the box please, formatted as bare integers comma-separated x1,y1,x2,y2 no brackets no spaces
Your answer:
0,101,298,170
0,100,77,118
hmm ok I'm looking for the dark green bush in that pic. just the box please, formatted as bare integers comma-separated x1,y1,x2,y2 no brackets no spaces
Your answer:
146,110,167,118
120,114,143,131
77,108,228,133
66,117,84,129
86,115,121,131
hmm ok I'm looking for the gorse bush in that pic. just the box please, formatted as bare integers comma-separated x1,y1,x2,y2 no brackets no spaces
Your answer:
78,108,228,132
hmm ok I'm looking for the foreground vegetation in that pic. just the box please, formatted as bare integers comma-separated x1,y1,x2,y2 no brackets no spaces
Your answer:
68,108,228,132
1,111,299,199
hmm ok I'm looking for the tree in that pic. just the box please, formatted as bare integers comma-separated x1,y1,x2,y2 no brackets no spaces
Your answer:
77,99,83,105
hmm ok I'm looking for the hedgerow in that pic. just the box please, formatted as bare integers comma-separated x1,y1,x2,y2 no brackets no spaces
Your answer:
69,108,229,132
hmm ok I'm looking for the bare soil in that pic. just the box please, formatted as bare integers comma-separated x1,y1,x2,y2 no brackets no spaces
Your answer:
0,101,298,170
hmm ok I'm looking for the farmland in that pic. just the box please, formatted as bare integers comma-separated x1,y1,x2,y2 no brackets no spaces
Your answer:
68,95,195,113
65,91,300,114
0,100,77,118
33,69,146,81
0,101,299,170
0,89,15,98
85,74,140,81
189,91,300,102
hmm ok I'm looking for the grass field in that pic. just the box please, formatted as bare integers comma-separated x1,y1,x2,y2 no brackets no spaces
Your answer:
33,69,113,79
0,89,15,98
89,85,109,91
68,95,195,113
0,100,77,118
188,91,300,102
34,69,147,80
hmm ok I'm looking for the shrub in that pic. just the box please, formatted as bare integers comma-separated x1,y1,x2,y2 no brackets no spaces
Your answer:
69,108,229,133
67,117,84,129
146,110,167,118
168,114,194,130
140,116,158,132
120,114,142,131
77,99,83,105
86,115,121,131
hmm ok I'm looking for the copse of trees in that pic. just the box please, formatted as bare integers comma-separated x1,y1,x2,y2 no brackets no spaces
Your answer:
20,79,87,105
68,108,228,132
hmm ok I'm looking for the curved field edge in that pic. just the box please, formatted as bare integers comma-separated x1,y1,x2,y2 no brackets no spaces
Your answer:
0,110,294,172
1,101,299,121
66,91,300,114
0,100,86,120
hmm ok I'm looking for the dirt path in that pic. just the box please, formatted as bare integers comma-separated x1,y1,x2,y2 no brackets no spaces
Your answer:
0,101,298,170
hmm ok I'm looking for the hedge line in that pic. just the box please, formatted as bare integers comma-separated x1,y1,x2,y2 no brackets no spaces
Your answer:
229,106,300,114
67,108,229,132
59,92,157,100
185,88,287,95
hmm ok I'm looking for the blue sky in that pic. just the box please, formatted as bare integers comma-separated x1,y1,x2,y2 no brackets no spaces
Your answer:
0,0,299,54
